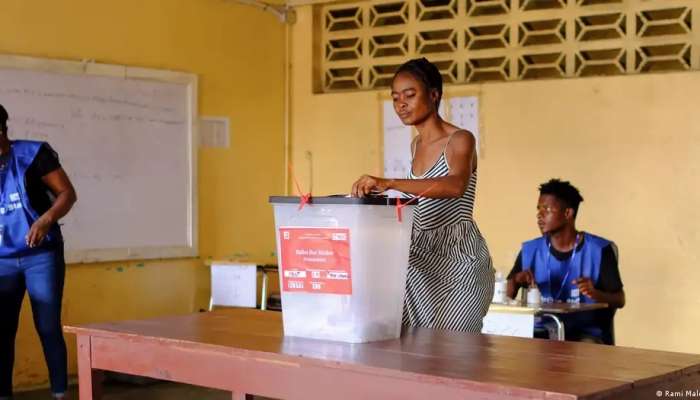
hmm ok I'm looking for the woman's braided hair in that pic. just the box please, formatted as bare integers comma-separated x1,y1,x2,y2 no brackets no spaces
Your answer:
393,57,443,109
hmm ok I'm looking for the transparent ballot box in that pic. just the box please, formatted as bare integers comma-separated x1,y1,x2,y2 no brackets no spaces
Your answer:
269,196,415,343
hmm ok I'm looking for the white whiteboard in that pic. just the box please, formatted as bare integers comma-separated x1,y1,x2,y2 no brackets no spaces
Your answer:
0,55,197,263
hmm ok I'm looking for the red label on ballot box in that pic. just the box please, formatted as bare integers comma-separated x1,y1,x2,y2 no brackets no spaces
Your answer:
279,227,352,295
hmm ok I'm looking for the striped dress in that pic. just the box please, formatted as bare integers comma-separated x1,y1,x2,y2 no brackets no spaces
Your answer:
402,136,495,333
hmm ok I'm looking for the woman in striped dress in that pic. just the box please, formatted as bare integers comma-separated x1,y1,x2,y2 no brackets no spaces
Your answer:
351,58,494,333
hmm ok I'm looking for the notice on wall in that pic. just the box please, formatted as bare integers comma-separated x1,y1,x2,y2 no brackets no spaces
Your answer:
279,227,352,295
448,96,480,156
382,100,413,181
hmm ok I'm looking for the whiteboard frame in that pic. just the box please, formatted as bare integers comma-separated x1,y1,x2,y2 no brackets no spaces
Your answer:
0,54,199,263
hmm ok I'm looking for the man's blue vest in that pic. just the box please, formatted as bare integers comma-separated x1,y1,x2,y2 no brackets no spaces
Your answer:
0,140,62,257
521,232,611,339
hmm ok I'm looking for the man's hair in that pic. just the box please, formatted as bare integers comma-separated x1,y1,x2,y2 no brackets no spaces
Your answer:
539,178,584,217
0,104,7,133
394,57,443,108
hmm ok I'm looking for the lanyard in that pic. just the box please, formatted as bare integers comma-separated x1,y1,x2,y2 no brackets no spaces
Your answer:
545,232,581,302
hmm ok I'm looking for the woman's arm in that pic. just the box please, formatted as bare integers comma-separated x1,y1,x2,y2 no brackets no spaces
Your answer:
26,168,77,247
351,130,476,198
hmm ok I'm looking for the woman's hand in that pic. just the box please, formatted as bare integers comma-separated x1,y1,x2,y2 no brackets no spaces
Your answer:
26,215,52,248
351,175,391,197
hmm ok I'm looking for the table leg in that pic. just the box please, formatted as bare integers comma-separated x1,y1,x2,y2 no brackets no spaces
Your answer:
540,313,565,341
231,392,250,400
77,335,103,400
260,269,268,311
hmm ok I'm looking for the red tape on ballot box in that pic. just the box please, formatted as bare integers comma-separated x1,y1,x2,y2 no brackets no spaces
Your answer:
279,227,352,295
289,164,312,211
395,183,437,222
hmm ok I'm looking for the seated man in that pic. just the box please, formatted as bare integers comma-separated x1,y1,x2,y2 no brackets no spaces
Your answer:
507,179,625,344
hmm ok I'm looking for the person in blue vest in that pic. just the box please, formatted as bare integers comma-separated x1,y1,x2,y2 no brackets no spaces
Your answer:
0,104,77,400
506,178,624,344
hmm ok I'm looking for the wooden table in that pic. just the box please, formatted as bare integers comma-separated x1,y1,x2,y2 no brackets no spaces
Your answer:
65,309,700,400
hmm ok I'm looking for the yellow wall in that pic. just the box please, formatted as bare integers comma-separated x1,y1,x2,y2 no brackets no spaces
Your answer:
290,6,700,353
1,0,285,390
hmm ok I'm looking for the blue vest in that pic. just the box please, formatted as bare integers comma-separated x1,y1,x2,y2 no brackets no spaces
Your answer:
0,140,62,257
522,233,611,339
